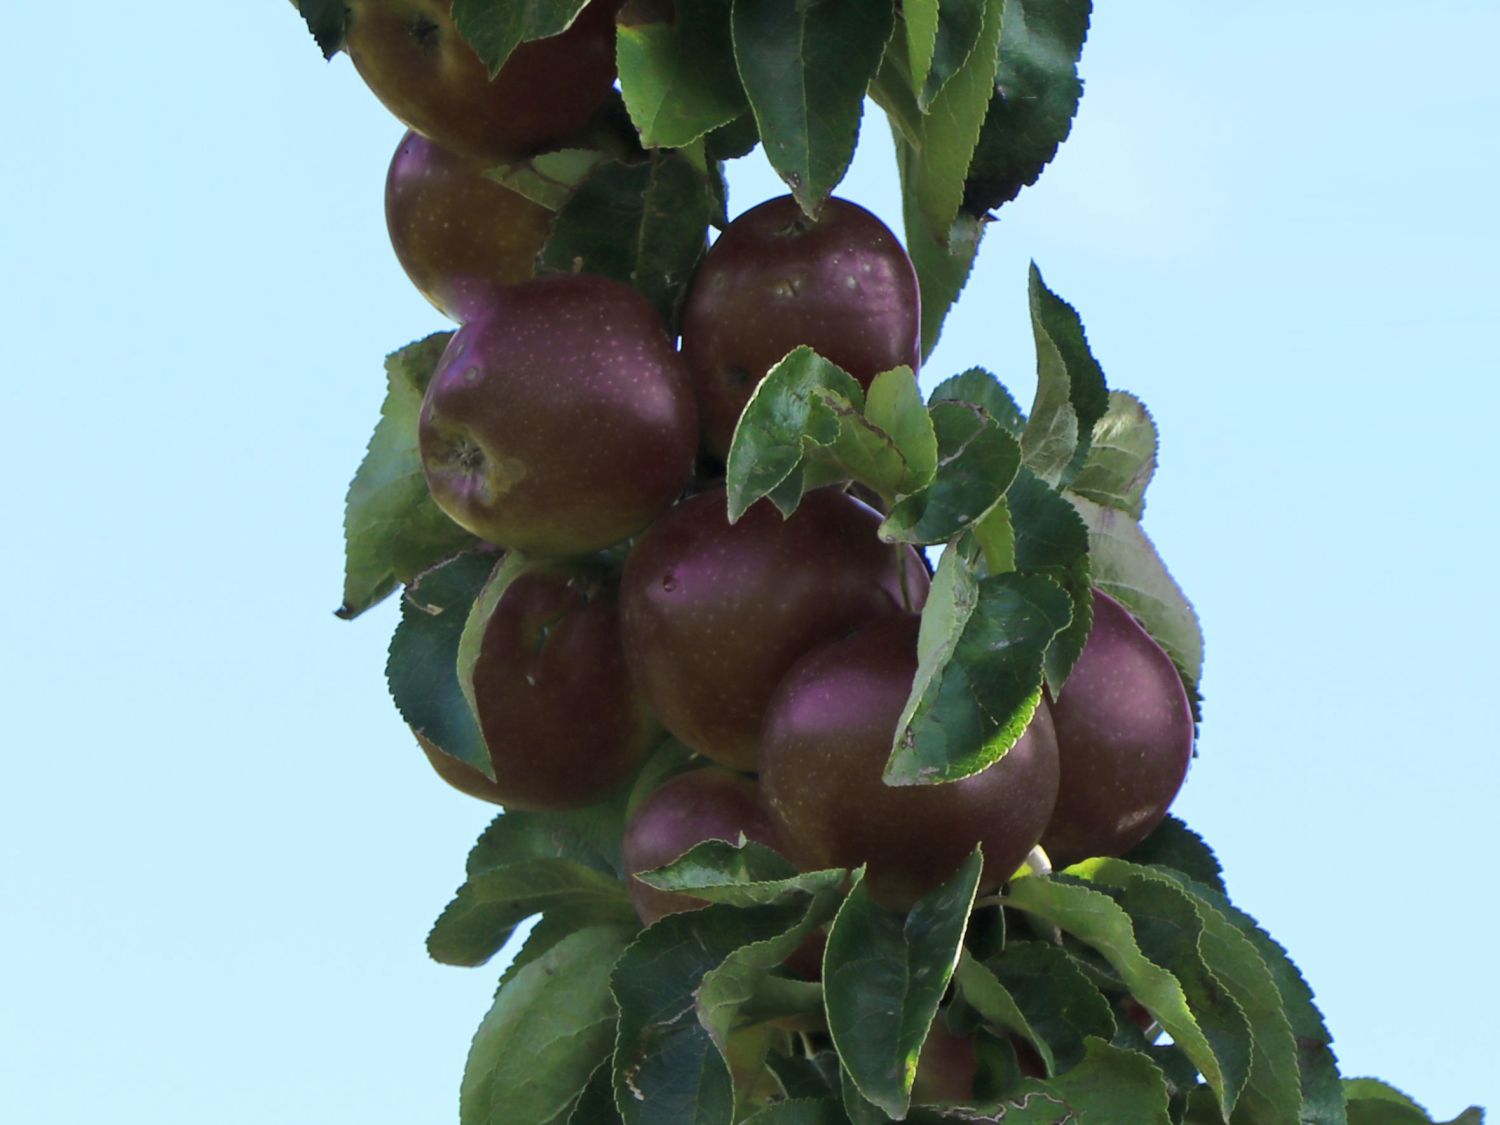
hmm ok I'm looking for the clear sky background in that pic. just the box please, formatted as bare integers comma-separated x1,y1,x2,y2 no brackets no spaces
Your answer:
2,3,1496,1121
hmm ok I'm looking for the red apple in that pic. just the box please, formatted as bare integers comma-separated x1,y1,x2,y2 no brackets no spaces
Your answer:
1040,590,1196,866
619,486,930,770
759,614,1060,909
419,274,698,556
343,0,619,162
385,130,553,321
680,195,921,457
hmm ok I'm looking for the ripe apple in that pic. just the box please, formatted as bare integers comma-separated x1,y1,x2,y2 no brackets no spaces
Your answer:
759,614,1060,909
419,274,698,556
621,768,779,925
385,130,553,321
461,565,657,811
619,486,930,770
679,195,922,457
343,0,619,162
1040,590,1196,866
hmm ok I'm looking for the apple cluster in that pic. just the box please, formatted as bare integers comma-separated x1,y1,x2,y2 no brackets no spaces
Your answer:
348,0,1193,925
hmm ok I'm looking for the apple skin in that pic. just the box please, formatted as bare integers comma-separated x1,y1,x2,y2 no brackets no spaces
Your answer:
621,768,779,925
465,566,657,811
343,0,619,162
680,195,921,457
759,614,1060,910
619,487,930,771
419,274,698,556
385,130,553,321
1039,590,1196,866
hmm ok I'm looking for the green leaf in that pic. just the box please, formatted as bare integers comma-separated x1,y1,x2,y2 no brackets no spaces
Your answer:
732,0,894,214
618,0,746,149
866,366,940,489
1121,816,1225,896
611,898,829,1124
919,0,988,110
451,0,591,77
385,551,496,777
467,798,633,881
705,112,762,162
539,153,711,328
1342,1080,1484,1125
898,137,985,360
929,367,1025,436
492,148,611,212
971,500,1017,575
742,1100,848,1124
296,0,346,57
961,0,1090,216
461,924,631,1125
428,858,636,968
1345,1080,1428,1112
1065,494,1204,689
1020,264,1110,487
637,838,848,907
903,0,940,98
888,570,1073,785
984,940,1117,1075
1085,860,1303,1125
1006,467,1092,689
454,552,534,727
340,332,476,619
724,347,865,521
1008,1037,1173,1123
952,952,1057,1073
1067,391,1158,519
880,400,1022,546
824,855,982,1119
569,1061,623,1125
1003,875,1239,1113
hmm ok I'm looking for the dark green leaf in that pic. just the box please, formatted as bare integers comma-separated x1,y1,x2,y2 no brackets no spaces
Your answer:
953,952,1056,1073
618,0,745,148
451,0,590,77
962,0,1090,216
929,368,1025,435
888,569,1073,785
767,1052,842,1102
569,1061,623,1125
1122,816,1225,896
461,925,631,1125
386,551,496,776
1006,467,1092,690
296,0,347,57
1067,391,1158,520
881,400,1022,545
467,800,631,881
841,1066,891,1125
1020,264,1110,487
705,112,762,161
539,153,711,328
340,332,476,619
1345,1080,1428,1112
732,0,894,214
824,853,983,1118
743,1100,849,1124
1065,494,1204,689
1342,1079,1483,1125
985,940,1116,1075
920,0,988,110
637,839,848,907
1021,1038,1172,1122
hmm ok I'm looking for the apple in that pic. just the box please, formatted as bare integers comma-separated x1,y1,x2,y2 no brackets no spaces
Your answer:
343,0,619,162
679,194,922,457
621,768,779,925
911,1020,980,1106
619,486,930,770
758,614,1060,909
1039,590,1196,866
385,130,553,321
461,564,656,811
419,273,698,556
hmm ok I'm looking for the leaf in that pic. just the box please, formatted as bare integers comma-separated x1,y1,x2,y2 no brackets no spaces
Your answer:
467,797,633,881
929,367,1026,436
1067,391,1158,519
732,0,895,214
742,1100,848,1124
1006,467,1092,690
724,348,864,520
637,838,848,907
461,924,631,1125
451,0,591,77
340,332,476,619
898,137,985,360
1121,816,1225,896
385,551,497,777
1023,1037,1173,1122
1020,264,1110,487
919,0,988,110
880,400,1022,546
903,0,940,98
866,366,940,489
961,0,1090,216
1003,875,1239,1114
1342,1079,1485,1125
887,570,1073,785
1344,1080,1427,1113
1065,494,1204,689
453,551,536,726
569,1061,624,1125
296,0,346,57
539,153,711,328
824,853,982,1118
492,148,611,212
984,940,1117,1075
618,0,746,149
952,951,1057,1073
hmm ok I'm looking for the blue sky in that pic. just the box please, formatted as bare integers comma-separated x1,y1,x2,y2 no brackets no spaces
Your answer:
2,3,1496,1121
